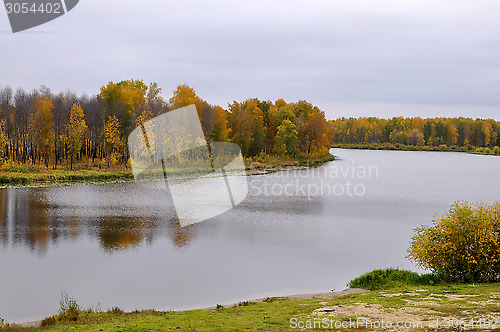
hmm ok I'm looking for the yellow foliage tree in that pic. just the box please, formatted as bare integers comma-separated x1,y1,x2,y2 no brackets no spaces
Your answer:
275,119,298,156
31,96,55,167
482,122,493,147
169,84,199,108
99,79,147,141
136,108,153,128
408,201,500,282
0,119,8,162
169,84,231,143
105,115,122,164
66,103,88,169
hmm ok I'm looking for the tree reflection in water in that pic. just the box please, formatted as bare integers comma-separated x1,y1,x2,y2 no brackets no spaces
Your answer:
0,186,196,253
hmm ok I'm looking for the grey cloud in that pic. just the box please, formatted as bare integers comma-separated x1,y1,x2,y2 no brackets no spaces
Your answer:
1,0,500,118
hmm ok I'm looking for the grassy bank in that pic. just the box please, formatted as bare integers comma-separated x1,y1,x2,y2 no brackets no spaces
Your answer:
333,143,500,156
0,162,134,188
245,153,335,173
3,282,500,331
0,153,335,188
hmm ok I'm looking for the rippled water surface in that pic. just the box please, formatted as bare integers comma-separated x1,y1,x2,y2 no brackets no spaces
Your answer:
0,149,499,322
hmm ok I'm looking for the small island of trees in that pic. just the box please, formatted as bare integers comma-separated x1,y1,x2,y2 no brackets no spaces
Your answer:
0,80,332,184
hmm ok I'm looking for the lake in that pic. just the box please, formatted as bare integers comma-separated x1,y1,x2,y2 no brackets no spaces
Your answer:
0,149,499,323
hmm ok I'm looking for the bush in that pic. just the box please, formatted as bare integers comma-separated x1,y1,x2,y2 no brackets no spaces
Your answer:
41,316,56,327
485,147,491,154
108,307,124,315
58,293,80,322
120,172,133,179
408,201,500,283
494,146,500,155
0,160,15,171
0,176,10,184
252,152,269,163
438,144,448,150
348,268,439,290
40,293,81,327
10,165,31,173
11,176,30,184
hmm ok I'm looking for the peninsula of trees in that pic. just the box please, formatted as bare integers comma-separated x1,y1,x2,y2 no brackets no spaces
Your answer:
0,80,331,172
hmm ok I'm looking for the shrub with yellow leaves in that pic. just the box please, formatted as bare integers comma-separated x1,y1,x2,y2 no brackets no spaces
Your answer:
408,201,500,282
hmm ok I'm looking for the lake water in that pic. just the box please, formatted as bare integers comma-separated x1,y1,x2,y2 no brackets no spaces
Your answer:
0,149,499,323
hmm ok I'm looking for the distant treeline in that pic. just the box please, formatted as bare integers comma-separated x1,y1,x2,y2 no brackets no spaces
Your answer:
329,117,500,149
0,81,331,168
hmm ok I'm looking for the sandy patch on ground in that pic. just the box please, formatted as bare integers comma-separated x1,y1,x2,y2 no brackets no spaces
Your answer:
312,291,500,331
314,302,439,323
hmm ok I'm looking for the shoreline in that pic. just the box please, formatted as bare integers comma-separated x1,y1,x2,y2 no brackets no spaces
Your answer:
9,284,500,330
11,288,368,328
201,288,368,311
0,154,335,189
332,143,500,156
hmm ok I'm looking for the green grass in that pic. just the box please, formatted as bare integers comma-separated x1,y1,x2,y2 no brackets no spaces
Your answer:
0,158,134,188
9,166,32,173
3,283,500,331
246,153,335,172
4,298,323,331
0,169,134,187
348,268,442,290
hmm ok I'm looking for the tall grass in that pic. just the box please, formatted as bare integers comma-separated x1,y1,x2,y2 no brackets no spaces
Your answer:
348,268,441,290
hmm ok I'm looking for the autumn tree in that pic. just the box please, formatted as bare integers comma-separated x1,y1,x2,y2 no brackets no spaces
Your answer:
99,80,145,137
136,108,153,128
100,80,165,161
263,104,279,152
248,101,266,156
169,84,200,109
228,99,266,156
169,84,230,142
228,101,251,156
408,129,424,146
275,119,298,155
65,103,88,170
0,118,8,161
409,201,500,282
105,115,122,164
444,122,458,146
482,122,493,147
205,105,230,142
301,109,329,154
136,82,165,128
31,96,55,167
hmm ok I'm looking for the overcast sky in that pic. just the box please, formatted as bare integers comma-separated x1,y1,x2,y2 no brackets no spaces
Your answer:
1,0,500,120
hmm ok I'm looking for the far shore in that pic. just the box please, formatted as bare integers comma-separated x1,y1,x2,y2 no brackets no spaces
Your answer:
333,143,500,156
